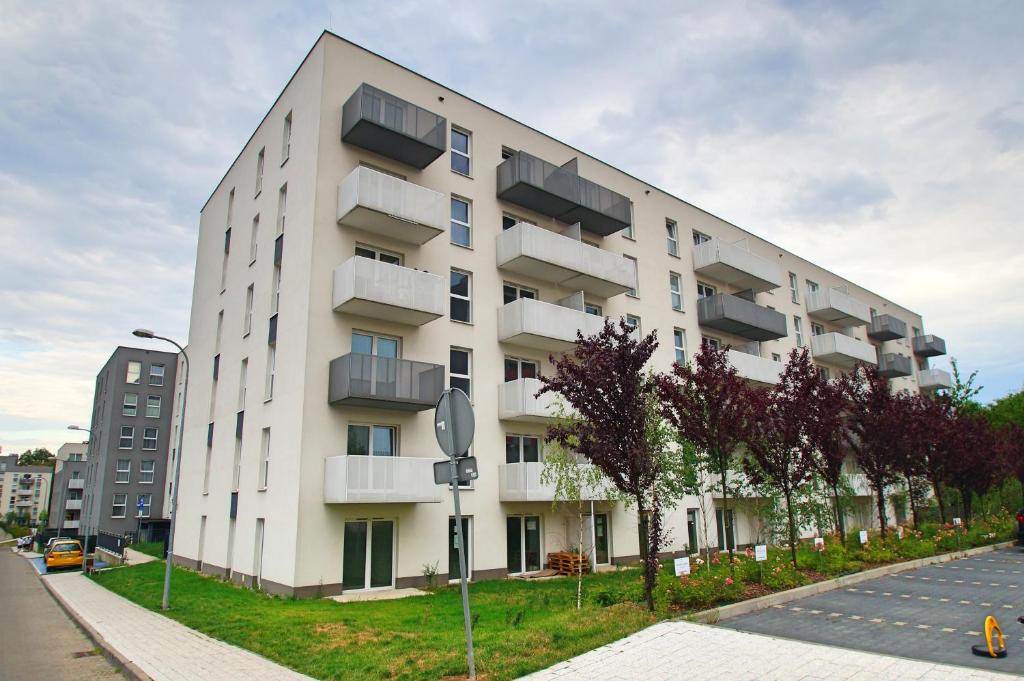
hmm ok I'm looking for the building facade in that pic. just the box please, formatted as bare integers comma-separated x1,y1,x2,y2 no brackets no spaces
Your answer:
46,442,89,533
172,32,950,597
81,347,178,541
0,455,53,527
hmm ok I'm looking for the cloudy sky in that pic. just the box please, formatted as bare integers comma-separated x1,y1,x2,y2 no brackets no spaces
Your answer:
2,1,1022,455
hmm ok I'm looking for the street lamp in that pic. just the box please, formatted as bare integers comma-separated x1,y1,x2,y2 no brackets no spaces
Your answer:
133,328,189,611
66,426,91,552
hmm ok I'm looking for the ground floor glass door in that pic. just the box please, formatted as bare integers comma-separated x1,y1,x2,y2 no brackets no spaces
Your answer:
506,515,542,574
716,509,736,551
686,509,699,554
343,519,394,590
593,513,609,564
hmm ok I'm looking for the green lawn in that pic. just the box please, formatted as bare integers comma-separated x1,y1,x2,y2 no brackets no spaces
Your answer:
91,563,657,680
130,541,166,559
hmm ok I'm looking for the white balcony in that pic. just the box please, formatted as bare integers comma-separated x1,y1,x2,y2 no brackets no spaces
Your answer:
323,455,442,504
498,297,607,351
496,222,637,298
727,349,783,385
65,499,82,511
332,256,444,326
62,520,80,530
337,166,447,245
498,378,567,422
806,288,871,327
67,479,85,490
810,332,877,368
498,462,609,502
847,474,873,497
692,239,783,293
918,368,952,392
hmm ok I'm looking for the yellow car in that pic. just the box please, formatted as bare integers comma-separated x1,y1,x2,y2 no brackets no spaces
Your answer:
45,539,83,570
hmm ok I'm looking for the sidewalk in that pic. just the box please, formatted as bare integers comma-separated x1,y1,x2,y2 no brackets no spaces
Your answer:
43,570,316,681
519,620,1018,680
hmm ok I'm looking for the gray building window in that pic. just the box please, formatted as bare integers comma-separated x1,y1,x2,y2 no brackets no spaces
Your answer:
126,361,141,385
140,460,155,484
119,426,134,449
142,428,158,451
450,270,472,323
149,364,165,386
122,393,138,417
115,460,131,484
111,493,127,518
146,395,161,418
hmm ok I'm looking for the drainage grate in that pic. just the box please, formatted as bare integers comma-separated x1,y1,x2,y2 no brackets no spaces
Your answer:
71,650,99,658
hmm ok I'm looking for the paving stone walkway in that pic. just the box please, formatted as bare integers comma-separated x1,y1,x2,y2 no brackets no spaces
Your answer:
519,620,1019,680
44,570,315,681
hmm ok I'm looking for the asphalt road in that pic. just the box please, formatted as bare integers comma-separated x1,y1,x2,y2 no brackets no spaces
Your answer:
722,546,1024,676
0,542,122,680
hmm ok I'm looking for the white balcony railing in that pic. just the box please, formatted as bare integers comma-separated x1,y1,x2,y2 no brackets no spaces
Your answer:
498,462,609,502
918,368,952,392
498,297,607,351
810,332,877,368
806,288,871,327
692,238,784,293
62,520,80,530
67,479,85,490
332,256,445,326
496,222,637,298
727,349,783,385
498,378,568,422
323,455,443,503
65,499,83,510
336,165,447,245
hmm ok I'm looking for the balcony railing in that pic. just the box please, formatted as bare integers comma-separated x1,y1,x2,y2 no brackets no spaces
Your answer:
697,294,787,341
332,256,445,326
866,314,907,341
692,239,783,293
496,222,637,298
336,166,447,245
329,353,444,412
810,332,877,368
340,83,446,169
496,151,631,236
912,334,947,357
65,499,83,511
806,288,871,327
878,353,913,378
918,368,952,392
68,479,85,490
62,520,80,530
498,462,609,502
727,348,784,385
323,455,442,503
498,297,607,351
498,378,566,422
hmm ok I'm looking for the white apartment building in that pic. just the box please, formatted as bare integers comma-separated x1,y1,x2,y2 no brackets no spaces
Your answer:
0,454,54,527
172,32,950,597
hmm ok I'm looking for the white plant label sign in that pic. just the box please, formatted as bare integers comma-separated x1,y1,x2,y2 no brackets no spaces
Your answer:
814,537,825,551
859,530,869,545
674,556,691,576
953,517,962,526
754,544,767,562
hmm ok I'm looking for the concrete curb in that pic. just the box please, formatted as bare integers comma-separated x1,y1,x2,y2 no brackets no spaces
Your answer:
687,540,1019,624
39,574,152,681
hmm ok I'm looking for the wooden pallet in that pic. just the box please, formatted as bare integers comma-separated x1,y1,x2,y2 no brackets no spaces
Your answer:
546,551,591,576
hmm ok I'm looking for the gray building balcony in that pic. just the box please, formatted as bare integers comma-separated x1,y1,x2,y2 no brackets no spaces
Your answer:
323,455,442,504
878,353,913,378
866,314,907,341
697,294,787,342
336,166,447,245
692,239,783,293
340,83,446,169
727,348,784,385
496,151,631,236
496,222,637,298
498,462,609,502
62,519,80,530
328,353,444,412
810,332,877,368
332,256,445,326
65,499,83,510
912,334,947,357
806,288,872,327
918,368,952,392
498,297,607,351
68,479,84,490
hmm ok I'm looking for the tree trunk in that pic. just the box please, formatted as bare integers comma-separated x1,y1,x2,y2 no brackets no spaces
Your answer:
784,485,798,567
718,461,734,576
958,488,973,528
831,482,846,539
874,482,888,537
932,481,947,524
577,507,584,610
636,496,654,612
904,475,919,528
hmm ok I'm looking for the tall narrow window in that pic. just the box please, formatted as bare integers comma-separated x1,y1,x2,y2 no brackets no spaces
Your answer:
451,127,471,176
226,187,235,228
622,203,635,239
221,227,231,291
624,256,638,297
122,393,138,417
115,459,131,483
111,493,127,518
215,310,224,353
238,358,248,411
270,264,281,315
789,272,799,304
149,364,165,386
673,328,687,364
450,347,471,398
136,493,152,518
264,345,276,400
126,361,141,384
281,111,292,163
255,147,265,196
203,446,212,494
142,427,158,450
232,438,242,491
666,219,679,256
450,197,471,247
119,426,134,449
258,428,271,488
146,395,161,418
249,214,259,264
794,315,805,347
669,273,683,311
450,270,472,323
140,460,155,484
276,184,287,234
243,284,254,336
806,279,819,297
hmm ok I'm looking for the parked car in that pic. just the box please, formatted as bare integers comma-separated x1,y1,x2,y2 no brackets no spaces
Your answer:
44,540,83,570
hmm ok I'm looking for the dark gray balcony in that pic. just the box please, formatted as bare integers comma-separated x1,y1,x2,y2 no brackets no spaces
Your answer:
878,353,913,378
912,334,947,357
341,84,447,169
496,152,631,236
328,353,444,411
867,314,907,341
697,294,787,342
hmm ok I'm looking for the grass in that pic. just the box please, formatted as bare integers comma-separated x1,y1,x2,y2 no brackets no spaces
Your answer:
130,541,167,559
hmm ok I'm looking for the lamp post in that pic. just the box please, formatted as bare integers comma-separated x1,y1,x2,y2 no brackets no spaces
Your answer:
66,426,91,556
133,328,189,611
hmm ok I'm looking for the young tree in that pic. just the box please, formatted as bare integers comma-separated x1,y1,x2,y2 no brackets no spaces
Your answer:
657,341,756,568
807,373,852,538
946,412,1003,526
947,358,983,415
538,320,664,611
1000,424,1024,507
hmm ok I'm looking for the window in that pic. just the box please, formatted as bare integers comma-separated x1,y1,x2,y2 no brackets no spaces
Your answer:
666,220,679,256
504,357,538,382
115,460,131,484
502,213,533,231
351,331,399,358
264,345,276,400
506,515,542,574
255,147,265,196
347,424,396,457
450,348,471,398
149,364,165,386
505,435,540,464
248,214,259,264
819,367,831,381
203,446,212,494
140,460,155,484
281,111,292,163
806,280,819,297
238,358,248,410
584,302,602,316
697,282,717,300
146,395,161,418
215,310,224,352
277,184,287,234
243,284,254,336
772,353,782,362
258,428,271,488
270,264,281,315
111,493,127,518
142,427,158,450
501,146,515,160
136,493,152,518
450,270,472,323
451,127,471,175
502,282,536,304
126,361,141,385
449,516,473,580
794,316,805,347
122,393,138,417
669,273,683,311
221,227,231,291
622,203,635,239
692,230,711,246
226,187,235,227
625,315,641,334
119,426,134,449
702,336,721,350
624,256,638,296
354,244,401,265
232,439,242,491
811,322,825,336
450,196,471,247
673,328,687,364
789,272,799,303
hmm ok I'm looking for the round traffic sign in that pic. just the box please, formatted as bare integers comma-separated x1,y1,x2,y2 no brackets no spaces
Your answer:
435,388,474,457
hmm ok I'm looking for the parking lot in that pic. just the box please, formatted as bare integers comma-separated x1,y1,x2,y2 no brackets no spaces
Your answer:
722,547,1024,676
